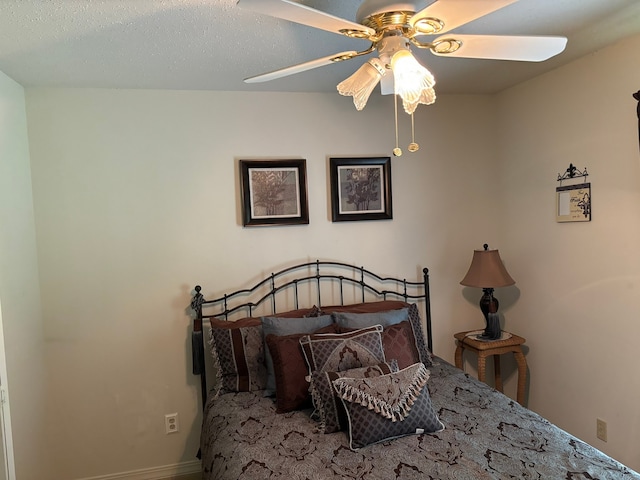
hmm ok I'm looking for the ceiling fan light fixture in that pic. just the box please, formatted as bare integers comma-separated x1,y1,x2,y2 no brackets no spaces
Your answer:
337,58,386,111
390,49,436,113
401,86,436,115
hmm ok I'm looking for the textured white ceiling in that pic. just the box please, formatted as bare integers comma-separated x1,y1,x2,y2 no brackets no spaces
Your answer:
0,0,639,94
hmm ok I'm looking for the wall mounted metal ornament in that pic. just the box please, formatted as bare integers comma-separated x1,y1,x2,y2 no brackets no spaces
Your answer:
556,163,591,223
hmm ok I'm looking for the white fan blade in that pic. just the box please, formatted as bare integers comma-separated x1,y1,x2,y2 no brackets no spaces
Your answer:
244,51,359,83
431,35,567,62
411,0,517,34
237,0,374,38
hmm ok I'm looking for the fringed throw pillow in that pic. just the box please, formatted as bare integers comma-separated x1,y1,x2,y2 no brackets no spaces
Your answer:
333,362,444,450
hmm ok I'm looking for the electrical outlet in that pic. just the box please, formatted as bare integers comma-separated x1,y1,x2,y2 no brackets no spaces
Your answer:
596,418,607,442
165,413,179,434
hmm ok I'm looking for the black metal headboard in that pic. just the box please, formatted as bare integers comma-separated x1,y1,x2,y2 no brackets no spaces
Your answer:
189,260,432,407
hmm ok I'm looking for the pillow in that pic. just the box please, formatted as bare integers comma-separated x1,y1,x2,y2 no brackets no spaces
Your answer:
261,314,333,396
266,323,338,413
331,308,409,329
381,321,422,369
310,360,399,434
320,301,432,367
319,300,410,315
209,317,266,394
333,363,444,450
206,306,324,395
299,325,386,375
407,303,432,366
338,320,421,370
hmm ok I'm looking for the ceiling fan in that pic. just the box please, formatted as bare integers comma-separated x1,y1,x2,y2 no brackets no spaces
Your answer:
238,0,567,83
237,0,567,154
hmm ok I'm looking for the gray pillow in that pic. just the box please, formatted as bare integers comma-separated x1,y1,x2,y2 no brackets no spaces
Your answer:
261,314,333,396
332,308,409,329
333,362,444,450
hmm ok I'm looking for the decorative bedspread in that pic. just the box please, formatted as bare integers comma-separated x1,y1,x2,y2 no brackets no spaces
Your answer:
201,359,640,479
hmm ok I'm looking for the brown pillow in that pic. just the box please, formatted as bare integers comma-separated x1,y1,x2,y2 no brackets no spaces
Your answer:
209,317,265,393
207,306,324,395
266,323,338,413
381,321,422,369
319,300,410,314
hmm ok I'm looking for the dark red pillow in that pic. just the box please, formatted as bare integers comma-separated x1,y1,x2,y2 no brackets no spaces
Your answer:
266,323,338,413
381,321,421,369
319,300,409,314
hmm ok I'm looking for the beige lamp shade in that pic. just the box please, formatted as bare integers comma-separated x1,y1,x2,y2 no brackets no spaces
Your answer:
460,247,515,288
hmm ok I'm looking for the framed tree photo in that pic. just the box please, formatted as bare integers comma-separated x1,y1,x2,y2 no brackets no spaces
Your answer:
240,159,309,227
330,157,392,222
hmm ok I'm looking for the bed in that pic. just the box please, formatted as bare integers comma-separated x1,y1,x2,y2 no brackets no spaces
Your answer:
190,260,639,480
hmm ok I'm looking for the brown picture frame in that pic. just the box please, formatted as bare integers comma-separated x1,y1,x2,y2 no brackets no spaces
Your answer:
330,157,392,222
240,159,309,227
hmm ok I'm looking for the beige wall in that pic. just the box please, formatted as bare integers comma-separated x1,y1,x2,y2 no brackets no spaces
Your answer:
0,72,48,478
496,33,640,469
24,88,499,479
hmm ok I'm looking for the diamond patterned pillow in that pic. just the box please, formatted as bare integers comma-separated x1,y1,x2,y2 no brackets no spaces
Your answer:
333,363,444,450
407,303,433,366
381,320,421,369
299,325,386,375
310,360,399,434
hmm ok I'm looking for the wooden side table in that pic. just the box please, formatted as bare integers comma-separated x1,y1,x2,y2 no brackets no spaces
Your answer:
454,330,528,405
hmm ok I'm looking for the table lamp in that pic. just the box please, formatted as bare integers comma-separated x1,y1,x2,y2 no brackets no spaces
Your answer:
460,244,515,340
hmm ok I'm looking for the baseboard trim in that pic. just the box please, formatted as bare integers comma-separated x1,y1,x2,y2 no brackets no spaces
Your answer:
77,460,201,480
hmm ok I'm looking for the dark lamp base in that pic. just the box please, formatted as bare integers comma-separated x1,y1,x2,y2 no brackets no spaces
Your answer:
479,288,502,341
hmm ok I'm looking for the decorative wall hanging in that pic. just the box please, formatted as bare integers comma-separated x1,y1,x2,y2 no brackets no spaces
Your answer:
330,157,392,222
556,163,591,223
240,159,309,227
633,90,640,149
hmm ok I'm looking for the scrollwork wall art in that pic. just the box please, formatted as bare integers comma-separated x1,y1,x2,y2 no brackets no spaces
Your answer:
556,163,591,223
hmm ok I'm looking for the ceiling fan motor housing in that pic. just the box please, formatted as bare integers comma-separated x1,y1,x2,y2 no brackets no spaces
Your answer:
356,0,427,23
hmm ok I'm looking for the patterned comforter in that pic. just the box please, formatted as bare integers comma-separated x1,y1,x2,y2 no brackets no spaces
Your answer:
201,359,639,479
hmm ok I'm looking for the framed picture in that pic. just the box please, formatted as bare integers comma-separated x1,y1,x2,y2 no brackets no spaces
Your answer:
240,159,309,227
556,183,591,223
330,157,392,222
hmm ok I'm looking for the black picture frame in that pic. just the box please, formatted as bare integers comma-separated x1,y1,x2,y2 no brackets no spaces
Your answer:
556,182,591,223
330,157,392,222
240,159,309,227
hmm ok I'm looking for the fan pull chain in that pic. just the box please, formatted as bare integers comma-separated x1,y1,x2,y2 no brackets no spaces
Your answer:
393,94,402,157
408,113,419,152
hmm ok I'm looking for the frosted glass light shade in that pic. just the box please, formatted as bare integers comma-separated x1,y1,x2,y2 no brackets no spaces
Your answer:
391,50,436,114
401,85,436,114
337,58,385,111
